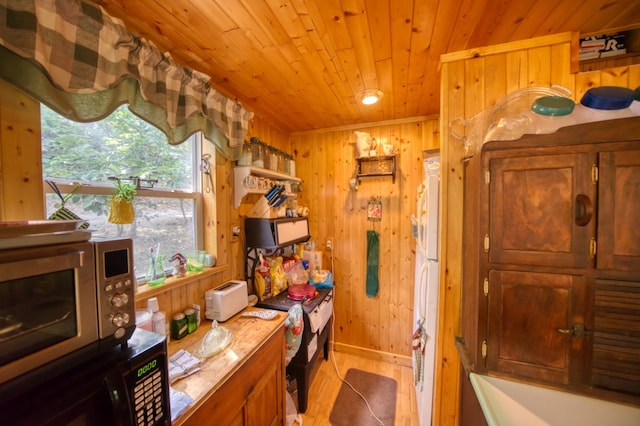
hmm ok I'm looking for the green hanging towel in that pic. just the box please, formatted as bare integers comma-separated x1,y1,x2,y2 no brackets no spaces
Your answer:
366,229,380,297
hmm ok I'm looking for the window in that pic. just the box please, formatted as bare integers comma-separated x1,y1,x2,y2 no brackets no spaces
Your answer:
41,104,204,280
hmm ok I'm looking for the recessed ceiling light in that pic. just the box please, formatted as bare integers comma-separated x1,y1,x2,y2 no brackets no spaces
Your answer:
358,89,383,105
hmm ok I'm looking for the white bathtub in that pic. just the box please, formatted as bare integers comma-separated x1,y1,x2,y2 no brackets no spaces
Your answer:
469,373,640,426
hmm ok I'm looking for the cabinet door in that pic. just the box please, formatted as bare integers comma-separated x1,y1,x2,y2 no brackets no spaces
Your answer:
592,279,640,396
245,359,283,426
488,153,594,268
597,150,640,272
486,270,587,385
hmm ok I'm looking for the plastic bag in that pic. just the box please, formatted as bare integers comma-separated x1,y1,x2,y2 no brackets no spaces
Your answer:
254,253,271,301
284,304,304,364
309,269,334,288
270,256,288,297
285,260,309,285
285,390,301,426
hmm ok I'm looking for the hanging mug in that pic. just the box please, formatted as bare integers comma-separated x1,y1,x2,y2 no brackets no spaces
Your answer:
243,175,257,189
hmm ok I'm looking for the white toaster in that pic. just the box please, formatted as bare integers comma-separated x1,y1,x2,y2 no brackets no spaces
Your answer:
205,280,248,322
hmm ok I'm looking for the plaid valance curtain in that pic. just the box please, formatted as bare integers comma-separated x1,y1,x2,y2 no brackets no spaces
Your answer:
0,0,252,159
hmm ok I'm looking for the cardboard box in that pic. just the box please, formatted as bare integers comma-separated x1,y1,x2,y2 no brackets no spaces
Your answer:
579,33,626,60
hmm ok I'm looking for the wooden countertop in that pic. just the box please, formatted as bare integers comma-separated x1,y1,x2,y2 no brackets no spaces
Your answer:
170,307,286,425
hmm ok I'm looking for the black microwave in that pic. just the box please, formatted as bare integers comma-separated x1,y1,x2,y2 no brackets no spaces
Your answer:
0,328,171,426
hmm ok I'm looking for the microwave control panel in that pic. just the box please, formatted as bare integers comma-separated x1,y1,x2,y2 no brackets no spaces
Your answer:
94,238,136,343
129,356,169,425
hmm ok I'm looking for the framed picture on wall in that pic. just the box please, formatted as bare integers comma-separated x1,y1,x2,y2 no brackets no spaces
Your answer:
367,197,382,221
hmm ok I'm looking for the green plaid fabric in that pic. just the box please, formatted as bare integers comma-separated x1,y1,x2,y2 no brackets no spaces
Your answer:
0,0,252,154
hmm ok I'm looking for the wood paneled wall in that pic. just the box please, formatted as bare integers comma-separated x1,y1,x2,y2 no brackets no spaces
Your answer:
287,117,439,361
0,79,44,220
3,29,640,425
437,31,640,426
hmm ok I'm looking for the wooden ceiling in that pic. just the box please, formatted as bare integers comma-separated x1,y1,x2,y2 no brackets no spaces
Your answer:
94,0,640,133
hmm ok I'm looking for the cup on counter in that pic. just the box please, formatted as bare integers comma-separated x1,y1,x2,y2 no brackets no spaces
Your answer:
186,250,206,273
204,253,216,267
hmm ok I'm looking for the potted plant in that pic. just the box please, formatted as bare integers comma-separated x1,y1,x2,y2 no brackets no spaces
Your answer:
107,179,137,224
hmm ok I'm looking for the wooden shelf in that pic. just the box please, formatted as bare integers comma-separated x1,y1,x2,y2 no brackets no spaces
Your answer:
579,28,640,71
355,155,397,185
233,166,301,208
135,265,226,301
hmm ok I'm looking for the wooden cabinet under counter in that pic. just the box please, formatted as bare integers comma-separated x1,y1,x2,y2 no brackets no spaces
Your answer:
171,308,287,426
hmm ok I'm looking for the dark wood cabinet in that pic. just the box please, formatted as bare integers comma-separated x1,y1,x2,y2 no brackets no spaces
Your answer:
182,328,285,426
486,269,587,385
487,152,594,269
461,117,640,405
596,149,640,272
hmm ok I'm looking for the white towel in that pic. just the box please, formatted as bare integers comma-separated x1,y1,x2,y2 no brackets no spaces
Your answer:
168,349,201,383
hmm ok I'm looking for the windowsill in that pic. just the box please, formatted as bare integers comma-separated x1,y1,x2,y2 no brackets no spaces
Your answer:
135,264,228,301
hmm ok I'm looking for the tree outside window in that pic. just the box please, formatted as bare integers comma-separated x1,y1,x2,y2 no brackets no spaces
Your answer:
41,104,202,279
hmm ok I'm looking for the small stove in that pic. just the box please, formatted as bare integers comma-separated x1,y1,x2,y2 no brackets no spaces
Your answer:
257,287,333,413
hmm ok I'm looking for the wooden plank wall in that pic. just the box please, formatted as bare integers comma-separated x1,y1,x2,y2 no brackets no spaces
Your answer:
437,31,640,426
0,79,44,220
285,117,439,361
150,114,292,320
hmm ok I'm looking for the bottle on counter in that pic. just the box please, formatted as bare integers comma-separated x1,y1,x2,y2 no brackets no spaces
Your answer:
147,297,167,337
171,313,188,340
192,304,202,326
185,308,198,334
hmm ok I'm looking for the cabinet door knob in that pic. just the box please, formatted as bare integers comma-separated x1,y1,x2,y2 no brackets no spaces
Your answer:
557,324,590,338
574,194,593,227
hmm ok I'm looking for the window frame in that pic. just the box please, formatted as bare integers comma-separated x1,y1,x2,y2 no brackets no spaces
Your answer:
42,133,206,257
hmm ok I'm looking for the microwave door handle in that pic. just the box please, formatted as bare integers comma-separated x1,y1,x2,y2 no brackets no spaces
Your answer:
104,374,135,426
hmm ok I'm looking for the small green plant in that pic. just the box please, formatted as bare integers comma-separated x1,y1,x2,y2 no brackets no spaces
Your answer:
114,179,137,201
108,179,137,224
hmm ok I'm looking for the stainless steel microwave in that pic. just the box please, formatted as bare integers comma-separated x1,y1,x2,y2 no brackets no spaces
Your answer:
0,229,136,389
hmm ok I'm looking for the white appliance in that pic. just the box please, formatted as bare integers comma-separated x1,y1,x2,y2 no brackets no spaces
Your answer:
412,149,440,425
205,280,248,322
